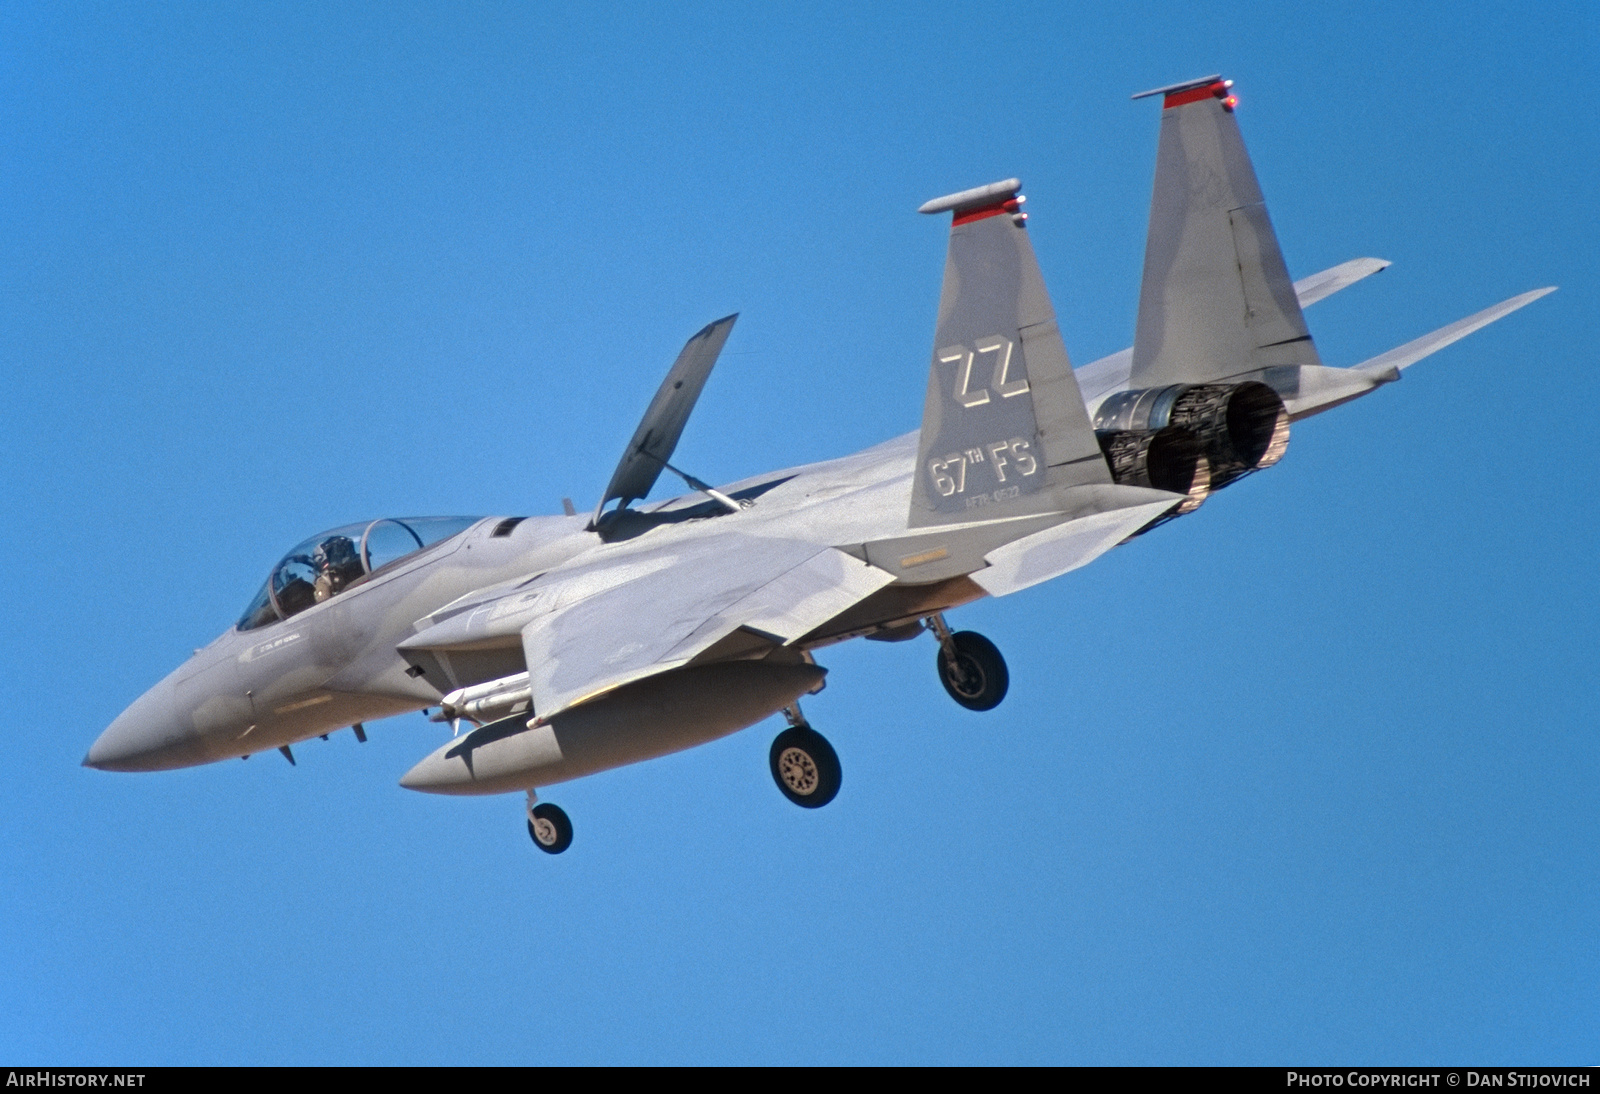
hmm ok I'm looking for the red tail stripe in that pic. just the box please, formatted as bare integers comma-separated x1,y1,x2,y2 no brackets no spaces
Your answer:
1163,81,1228,109
952,198,1021,226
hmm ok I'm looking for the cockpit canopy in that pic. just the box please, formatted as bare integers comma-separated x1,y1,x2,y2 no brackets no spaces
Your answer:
238,516,480,631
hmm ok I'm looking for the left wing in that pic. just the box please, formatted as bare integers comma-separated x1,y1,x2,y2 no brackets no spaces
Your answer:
401,535,894,720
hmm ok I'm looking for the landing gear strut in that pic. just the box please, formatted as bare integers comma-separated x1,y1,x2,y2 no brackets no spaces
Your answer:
928,613,1009,711
769,702,841,808
525,791,573,854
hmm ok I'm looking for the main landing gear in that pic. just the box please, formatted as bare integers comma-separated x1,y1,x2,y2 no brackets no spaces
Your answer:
769,702,841,808
928,613,1009,711
525,791,573,854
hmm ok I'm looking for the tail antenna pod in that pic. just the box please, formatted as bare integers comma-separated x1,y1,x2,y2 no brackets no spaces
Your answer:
918,178,1028,226
1131,74,1235,109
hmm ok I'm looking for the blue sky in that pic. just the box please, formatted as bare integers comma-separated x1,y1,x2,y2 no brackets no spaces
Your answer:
1,0,1594,1064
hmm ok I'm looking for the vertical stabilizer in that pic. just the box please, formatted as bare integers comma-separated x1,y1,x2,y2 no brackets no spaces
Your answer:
910,180,1110,528
1129,76,1321,388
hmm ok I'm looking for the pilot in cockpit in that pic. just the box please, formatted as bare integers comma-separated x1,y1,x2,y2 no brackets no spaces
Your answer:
312,535,363,603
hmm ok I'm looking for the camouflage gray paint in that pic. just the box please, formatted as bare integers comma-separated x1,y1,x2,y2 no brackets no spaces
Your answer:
1130,75,1322,389
909,181,1110,528
88,76,1554,819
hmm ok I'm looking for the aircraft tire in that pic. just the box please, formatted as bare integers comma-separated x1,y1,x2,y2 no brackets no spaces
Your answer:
937,630,1009,712
527,802,573,854
769,726,841,809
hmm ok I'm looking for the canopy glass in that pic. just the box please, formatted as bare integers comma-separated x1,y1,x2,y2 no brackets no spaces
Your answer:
237,516,479,631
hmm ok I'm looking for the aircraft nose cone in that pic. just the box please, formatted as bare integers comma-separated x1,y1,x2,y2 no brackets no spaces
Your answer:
85,677,207,772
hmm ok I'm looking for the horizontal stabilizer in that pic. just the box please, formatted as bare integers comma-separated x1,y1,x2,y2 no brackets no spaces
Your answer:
1075,256,1395,408
1350,287,1557,376
594,314,738,523
1217,287,1556,421
859,482,1179,585
1293,257,1390,308
972,489,1182,597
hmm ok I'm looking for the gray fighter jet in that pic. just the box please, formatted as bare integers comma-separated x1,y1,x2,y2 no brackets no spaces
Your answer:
86,76,1554,855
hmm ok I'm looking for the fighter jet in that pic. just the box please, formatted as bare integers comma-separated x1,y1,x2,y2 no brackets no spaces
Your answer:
86,76,1554,855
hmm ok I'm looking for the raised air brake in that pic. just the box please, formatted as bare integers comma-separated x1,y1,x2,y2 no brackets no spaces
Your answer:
589,313,745,532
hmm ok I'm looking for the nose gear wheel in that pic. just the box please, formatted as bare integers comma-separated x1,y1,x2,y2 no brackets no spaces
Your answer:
526,801,573,854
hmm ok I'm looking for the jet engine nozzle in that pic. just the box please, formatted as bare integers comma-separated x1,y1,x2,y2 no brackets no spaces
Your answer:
1096,426,1210,515
1094,381,1289,489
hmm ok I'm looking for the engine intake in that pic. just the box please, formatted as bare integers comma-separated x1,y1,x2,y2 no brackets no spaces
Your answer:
1097,426,1210,515
1093,381,1289,488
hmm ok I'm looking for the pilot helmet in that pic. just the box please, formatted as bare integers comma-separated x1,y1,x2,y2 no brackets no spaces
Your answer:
313,535,358,569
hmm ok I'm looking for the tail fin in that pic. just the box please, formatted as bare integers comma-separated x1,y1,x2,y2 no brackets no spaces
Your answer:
909,180,1110,528
1129,76,1322,388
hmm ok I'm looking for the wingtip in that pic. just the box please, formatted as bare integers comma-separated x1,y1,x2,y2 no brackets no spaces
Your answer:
1497,285,1559,311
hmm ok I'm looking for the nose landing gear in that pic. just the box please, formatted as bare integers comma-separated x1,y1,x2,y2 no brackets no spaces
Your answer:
525,791,573,854
928,613,1009,711
769,702,841,808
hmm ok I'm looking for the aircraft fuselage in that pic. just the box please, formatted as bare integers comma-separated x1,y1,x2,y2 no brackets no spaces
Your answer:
88,435,947,773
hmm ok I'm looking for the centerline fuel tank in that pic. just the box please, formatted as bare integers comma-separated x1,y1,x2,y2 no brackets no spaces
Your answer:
400,660,827,795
